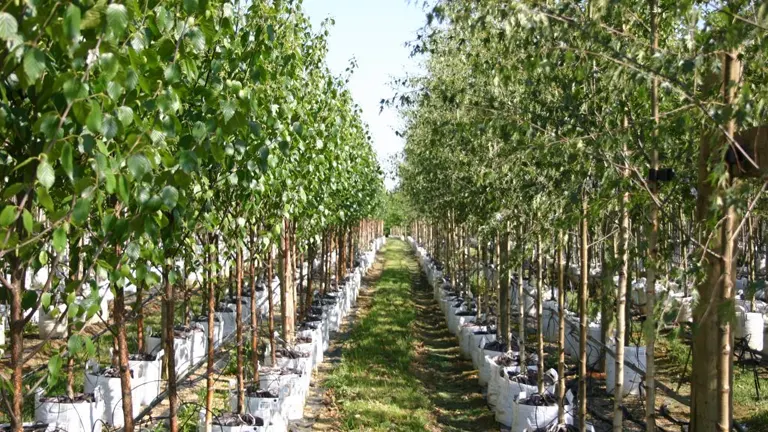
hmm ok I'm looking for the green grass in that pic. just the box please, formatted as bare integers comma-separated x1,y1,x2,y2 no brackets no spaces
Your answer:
324,241,433,431
324,240,497,431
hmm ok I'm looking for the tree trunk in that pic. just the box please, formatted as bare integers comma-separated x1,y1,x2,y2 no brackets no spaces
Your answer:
579,197,589,431
645,2,660,429
205,234,215,432
536,236,544,395
249,228,259,381
517,227,526,368
267,245,276,365
557,232,566,425
8,257,25,432
280,218,295,344
235,244,245,413
499,228,510,348
114,239,134,431
163,262,179,432
614,159,630,432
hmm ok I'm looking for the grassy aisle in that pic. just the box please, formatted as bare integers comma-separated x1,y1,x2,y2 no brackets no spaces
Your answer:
324,240,496,432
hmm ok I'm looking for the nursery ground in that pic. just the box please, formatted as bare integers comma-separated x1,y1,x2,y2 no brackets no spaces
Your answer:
320,240,497,431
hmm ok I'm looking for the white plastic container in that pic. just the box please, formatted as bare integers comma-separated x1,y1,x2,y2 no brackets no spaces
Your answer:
194,316,224,348
228,384,287,431
197,410,265,432
605,345,647,396
129,350,164,406
38,305,67,340
189,325,207,367
83,362,140,427
35,387,104,432
736,312,765,352
145,329,193,377
258,368,305,421
217,308,237,340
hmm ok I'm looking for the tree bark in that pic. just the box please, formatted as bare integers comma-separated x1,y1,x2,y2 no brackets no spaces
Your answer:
205,234,215,432
499,227,510,348
614,156,630,432
163,261,178,432
235,244,245,413
280,218,295,344
557,232,566,425
536,236,544,395
579,197,589,431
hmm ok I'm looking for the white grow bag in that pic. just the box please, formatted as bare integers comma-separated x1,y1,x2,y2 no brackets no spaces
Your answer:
606,345,647,396
38,306,67,340
479,350,504,386
197,410,265,432
258,368,306,421
129,350,164,406
299,325,324,366
146,329,193,377
736,312,765,352
194,316,224,349
459,325,483,359
217,309,237,340
495,376,555,428
84,362,141,427
565,320,602,369
471,333,496,369
35,387,104,432
228,385,287,431
542,301,559,342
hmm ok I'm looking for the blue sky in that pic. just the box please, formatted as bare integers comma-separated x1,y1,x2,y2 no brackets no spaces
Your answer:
302,0,425,189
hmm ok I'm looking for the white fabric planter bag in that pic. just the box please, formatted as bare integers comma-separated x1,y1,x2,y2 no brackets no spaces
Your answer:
146,332,193,377
217,310,237,340
542,301,559,342
605,345,647,396
129,350,164,406
259,371,305,421
496,379,555,427
229,391,287,432
488,363,533,409
225,300,251,324
459,325,483,359
511,395,559,432
295,341,316,370
479,351,504,386
35,387,103,432
452,313,475,336
38,306,68,340
736,312,765,351
197,410,265,432
194,317,224,348
471,334,496,369
565,320,602,369
0,315,5,346
675,297,694,324
0,423,55,431
298,326,324,365
190,326,207,366
84,362,141,427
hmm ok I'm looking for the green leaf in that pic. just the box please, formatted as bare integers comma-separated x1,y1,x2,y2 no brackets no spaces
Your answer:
61,143,74,180
0,205,17,227
2,183,24,199
106,4,129,36
127,154,151,180
221,100,236,122
37,187,54,212
0,12,18,41
41,292,52,309
23,48,46,82
192,121,206,142
63,79,87,103
72,198,91,225
117,175,130,204
164,63,181,83
68,335,82,355
116,106,134,126
87,101,102,134
179,150,197,173
48,355,63,378
160,185,179,209
82,0,106,30
64,5,81,41
22,209,33,234
53,227,66,253
102,115,118,139
22,290,38,310
36,160,55,189
183,0,199,14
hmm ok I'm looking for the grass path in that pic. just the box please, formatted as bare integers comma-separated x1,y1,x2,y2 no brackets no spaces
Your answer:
323,239,497,431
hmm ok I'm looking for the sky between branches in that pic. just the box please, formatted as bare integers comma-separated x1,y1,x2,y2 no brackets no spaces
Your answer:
303,0,424,190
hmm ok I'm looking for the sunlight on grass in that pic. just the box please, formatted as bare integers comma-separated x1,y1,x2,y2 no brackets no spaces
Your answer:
323,241,434,431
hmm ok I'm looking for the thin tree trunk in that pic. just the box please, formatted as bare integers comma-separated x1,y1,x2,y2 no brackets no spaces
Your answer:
518,227,526,368
164,261,179,432
205,234,215,432
249,228,259,381
579,197,589,431
557,232,566,425
614,154,630,432
267,245,276,365
235,244,245,413
536,236,544,395
499,227,510,347
281,218,295,344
